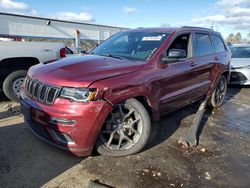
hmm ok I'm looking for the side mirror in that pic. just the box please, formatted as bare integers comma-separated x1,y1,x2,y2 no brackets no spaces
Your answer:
168,48,186,58
162,49,186,63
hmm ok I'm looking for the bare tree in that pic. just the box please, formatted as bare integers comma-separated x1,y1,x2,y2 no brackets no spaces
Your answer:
227,33,235,43
234,32,242,43
247,31,250,39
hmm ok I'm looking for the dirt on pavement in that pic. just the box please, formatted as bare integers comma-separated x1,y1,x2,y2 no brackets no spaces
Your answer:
0,86,250,188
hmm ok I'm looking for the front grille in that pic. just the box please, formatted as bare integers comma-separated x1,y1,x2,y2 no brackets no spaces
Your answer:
25,77,60,105
230,72,248,82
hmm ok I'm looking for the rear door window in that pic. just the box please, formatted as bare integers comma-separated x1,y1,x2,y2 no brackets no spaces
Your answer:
211,35,225,53
194,33,212,57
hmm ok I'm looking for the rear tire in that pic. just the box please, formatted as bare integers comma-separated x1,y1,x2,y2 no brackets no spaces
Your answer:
209,75,227,108
96,98,151,156
3,70,27,102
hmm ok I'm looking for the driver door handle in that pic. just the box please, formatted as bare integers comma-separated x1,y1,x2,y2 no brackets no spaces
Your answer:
190,62,198,67
214,56,220,61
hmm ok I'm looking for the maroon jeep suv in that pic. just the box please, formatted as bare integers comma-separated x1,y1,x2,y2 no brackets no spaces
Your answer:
20,27,231,156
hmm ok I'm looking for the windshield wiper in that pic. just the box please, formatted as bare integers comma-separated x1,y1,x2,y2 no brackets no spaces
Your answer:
99,53,126,60
85,51,94,55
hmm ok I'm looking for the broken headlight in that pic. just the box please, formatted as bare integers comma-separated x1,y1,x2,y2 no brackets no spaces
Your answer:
60,87,97,102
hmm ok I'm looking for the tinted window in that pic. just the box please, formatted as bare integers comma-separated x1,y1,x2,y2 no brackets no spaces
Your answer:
211,35,225,53
230,46,250,58
194,33,212,56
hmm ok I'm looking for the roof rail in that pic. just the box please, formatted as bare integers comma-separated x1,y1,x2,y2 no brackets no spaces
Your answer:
181,26,214,31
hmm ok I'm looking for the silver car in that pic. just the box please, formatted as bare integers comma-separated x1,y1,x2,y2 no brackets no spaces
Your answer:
229,44,250,85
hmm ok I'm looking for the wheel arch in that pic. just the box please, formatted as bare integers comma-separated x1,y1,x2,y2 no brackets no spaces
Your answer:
221,70,231,83
0,57,40,80
208,69,229,98
134,96,153,119
105,92,159,121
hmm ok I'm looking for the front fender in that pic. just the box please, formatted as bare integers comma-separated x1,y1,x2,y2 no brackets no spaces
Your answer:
90,73,159,115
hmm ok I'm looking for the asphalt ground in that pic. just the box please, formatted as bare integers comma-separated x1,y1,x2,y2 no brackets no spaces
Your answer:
0,86,249,188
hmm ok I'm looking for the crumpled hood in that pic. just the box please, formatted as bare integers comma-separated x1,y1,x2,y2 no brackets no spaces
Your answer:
28,55,144,87
231,58,250,68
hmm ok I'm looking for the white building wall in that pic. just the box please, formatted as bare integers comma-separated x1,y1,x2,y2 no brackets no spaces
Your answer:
0,13,127,41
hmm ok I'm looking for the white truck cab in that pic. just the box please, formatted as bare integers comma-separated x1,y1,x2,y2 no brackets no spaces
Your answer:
0,41,69,101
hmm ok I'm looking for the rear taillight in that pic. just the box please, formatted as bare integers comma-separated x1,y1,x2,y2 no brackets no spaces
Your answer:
60,48,66,58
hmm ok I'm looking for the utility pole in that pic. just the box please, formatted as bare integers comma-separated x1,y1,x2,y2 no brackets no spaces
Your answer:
211,22,214,30
75,30,81,53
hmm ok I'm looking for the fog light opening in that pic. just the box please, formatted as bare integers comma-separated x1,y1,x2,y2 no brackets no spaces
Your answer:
48,129,75,145
50,117,76,126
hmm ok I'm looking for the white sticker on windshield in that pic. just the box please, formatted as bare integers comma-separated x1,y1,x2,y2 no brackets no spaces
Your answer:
142,36,162,41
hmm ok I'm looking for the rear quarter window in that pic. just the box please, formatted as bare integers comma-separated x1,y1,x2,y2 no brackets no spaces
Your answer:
211,35,225,53
194,33,212,57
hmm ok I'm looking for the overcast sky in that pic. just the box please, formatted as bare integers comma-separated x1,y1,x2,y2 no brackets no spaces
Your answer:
0,0,250,38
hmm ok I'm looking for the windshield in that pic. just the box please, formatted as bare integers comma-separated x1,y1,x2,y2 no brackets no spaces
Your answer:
230,46,250,58
91,31,169,61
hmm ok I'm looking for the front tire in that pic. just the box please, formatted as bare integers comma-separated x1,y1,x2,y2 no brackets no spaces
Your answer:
96,98,151,156
3,70,27,102
209,75,227,108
